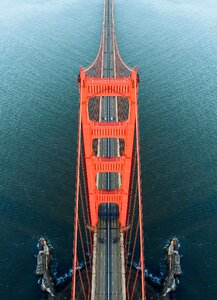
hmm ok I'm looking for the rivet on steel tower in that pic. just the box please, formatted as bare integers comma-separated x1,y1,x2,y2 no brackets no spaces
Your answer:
72,0,146,298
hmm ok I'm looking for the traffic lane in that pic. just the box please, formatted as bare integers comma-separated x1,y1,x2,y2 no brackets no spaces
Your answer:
95,217,107,299
110,216,122,299
95,212,122,299
95,217,122,300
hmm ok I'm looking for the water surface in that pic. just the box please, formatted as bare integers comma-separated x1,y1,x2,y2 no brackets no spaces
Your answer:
1,0,217,299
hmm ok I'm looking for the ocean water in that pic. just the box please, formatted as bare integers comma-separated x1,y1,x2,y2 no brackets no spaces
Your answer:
0,0,217,299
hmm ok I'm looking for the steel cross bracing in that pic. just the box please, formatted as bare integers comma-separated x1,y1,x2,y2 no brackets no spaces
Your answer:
72,0,146,299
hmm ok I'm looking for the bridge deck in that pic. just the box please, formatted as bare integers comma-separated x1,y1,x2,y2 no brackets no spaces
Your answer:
94,213,122,299
92,0,125,299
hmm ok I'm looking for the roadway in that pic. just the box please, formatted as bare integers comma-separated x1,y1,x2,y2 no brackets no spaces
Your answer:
95,205,122,300
93,0,124,299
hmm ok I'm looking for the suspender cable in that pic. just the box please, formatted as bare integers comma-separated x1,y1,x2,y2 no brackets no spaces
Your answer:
126,153,137,253
126,148,137,225
126,184,138,267
127,220,139,291
81,149,92,229
130,261,140,300
72,110,82,300
80,184,92,259
78,220,91,298
78,266,87,300
136,98,146,300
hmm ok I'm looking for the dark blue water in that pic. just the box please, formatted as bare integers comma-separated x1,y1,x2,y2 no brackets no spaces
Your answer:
0,0,217,299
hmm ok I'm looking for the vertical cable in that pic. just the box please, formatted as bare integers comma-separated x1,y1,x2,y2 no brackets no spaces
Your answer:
78,220,90,297
135,86,146,299
126,184,138,268
72,111,82,299
78,266,87,300
130,262,140,300
80,184,92,259
127,221,139,290
81,149,93,247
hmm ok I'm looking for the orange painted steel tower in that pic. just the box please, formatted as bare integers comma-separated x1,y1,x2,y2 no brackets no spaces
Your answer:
79,68,139,228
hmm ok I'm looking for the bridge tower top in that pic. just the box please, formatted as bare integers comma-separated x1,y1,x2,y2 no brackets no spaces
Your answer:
79,68,139,227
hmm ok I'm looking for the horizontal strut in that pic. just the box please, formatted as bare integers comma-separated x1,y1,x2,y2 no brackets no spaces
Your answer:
90,121,128,138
